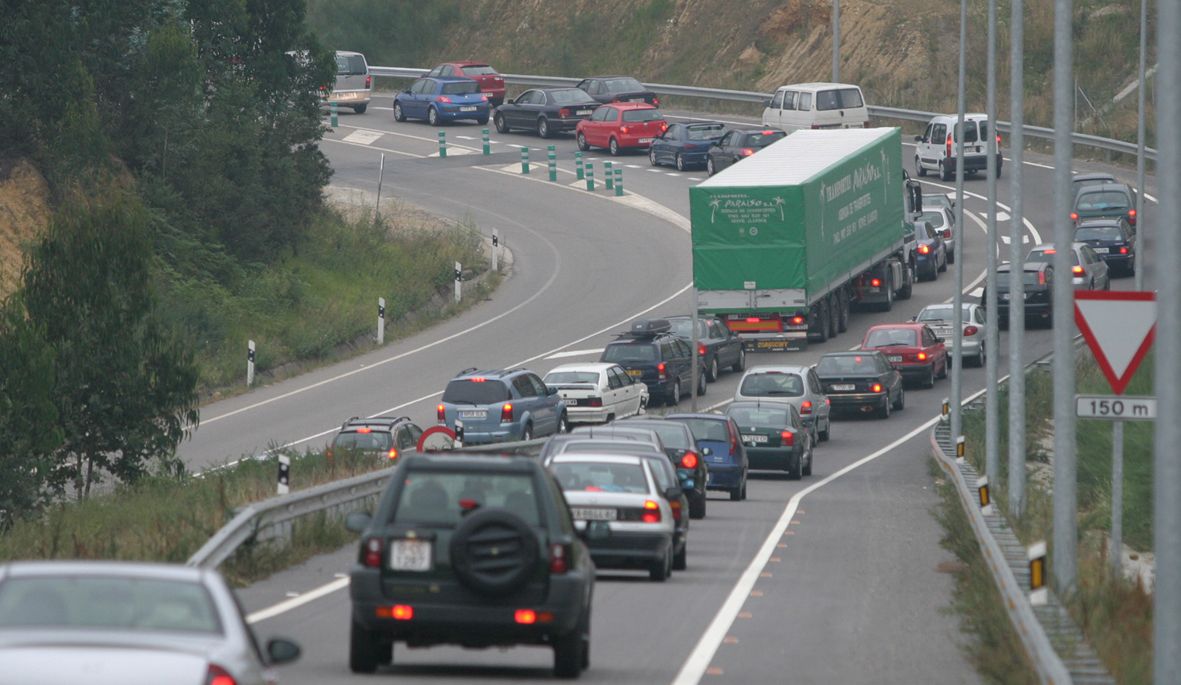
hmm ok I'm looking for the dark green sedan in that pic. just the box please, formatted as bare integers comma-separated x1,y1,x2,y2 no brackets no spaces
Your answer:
724,401,813,480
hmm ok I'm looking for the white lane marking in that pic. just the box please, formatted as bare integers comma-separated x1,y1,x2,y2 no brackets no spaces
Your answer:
664,114,753,127
667,173,682,177
323,137,419,158
625,164,643,169
647,168,663,173
545,348,604,360
342,129,382,145
247,577,349,624
969,287,985,298
688,177,704,181
455,135,476,140
427,147,475,157
941,210,992,304
333,124,480,153
919,180,1042,245
1000,234,1030,245
994,211,1011,221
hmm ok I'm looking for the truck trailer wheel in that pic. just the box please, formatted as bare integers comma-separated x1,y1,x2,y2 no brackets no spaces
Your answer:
897,263,913,300
878,273,894,312
809,301,830,343
837,290,850,333
826,294,839,339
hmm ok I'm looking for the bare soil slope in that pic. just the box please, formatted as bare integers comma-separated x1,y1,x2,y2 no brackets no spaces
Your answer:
0,159,50,299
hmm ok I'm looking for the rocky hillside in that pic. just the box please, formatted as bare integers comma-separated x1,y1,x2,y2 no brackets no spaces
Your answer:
0,159,50,299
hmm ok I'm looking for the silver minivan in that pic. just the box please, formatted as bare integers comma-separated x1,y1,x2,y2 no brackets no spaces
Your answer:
761,82,869,132
327,50,371,113
733,365,832,443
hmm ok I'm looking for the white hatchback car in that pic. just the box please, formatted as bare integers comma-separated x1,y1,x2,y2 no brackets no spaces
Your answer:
733,365,832,442
543,363,647,425
914,303,988,367
913,113,1002,181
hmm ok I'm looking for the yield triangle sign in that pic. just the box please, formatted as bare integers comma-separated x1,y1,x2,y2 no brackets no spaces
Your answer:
1074,291,1156,395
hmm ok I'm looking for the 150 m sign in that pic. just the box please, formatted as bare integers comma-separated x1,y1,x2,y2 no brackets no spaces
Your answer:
1075,395,1157,421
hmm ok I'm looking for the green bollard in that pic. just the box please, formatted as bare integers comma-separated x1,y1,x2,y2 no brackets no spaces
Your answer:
614,167,624,196
437,131,447,158
585,162,595,191
575,152,584,180
547,145,557,182
330,103,338,128
481,128,490,155
604,161,614,190
520,146,530,174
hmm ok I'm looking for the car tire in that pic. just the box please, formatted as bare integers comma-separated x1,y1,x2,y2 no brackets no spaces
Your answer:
803,449,813,476
924,365,936,389
707,357,719,382
494,112,508,133
915,156,926,177
878,273,894,313
558,412,571,435
733,348,746,373
819,418,830,442
676,153,686,171
811,300,830,342
521,422,534,441
893,387,906,411
377,639,393,666
937,360,948,379
577,132,590,151
668,380,681,406
973,345,985,368
707,158,717,176
353,103,368,114
649,147,659,166
553,614,586,679
838,292,850,332
697,370,708,396
787,453,802,480
673,542,687,571
897,267,913,300
428,107,440,127
609,137,620,156
649,547,671,582
689,491,707,519
940,160,952,181
741,478,748,500
827,294,839,338
537,117,550,138
450,508,539,596
947,248,955,265
879,395,892,419
476,115,489,125
349,620,379,674
938,254,948,272
729,485,742,501
393,102,406,122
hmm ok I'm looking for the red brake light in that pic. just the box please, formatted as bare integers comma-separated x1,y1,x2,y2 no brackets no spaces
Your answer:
1119,246,1129,254
917,352,928,361
355,427,372,434
790,315,805,325
780,430,794,446
800,400,813,414
1043,248,1057,254
514,609,538,625
740,148,755,156
206,665,237,685
437,403,446,422
746,317,761,323
365,75,372,89
559,107,571,118
436,95,452,103
1070,212,1079,222
470,377,486,383
501,403,514,422
698,344,706,357
943,229,952,238
388,448,398,460
762,130,776,135
917,244,931,255
1128,209,1137,224
1038,270,1046,285
588,397,603,407
680,451,699,469
653,97,660,107
669,498,682,522
1072,265,1084,275
620,125,630,134
870,277,882,287
659,121,668,131
376,604,414,620
657,362,667,379
946,132,953,158
963,325,978,336
641,499,661,523
363,537,382,568
549,542,570,574
871,383,884,393
996,133,1001,145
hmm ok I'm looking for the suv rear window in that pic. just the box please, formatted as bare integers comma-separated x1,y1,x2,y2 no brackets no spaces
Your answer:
739,372,804,397
817,355,879,375
604,77,644,92
442,379,511,404
334,431,393,451
393,471,540,526
551,461,648,493
1076,191,1129,211
815,87,864,111
441,81,480,95
336,54,367,76
602,343,657,363
728,405,790,425
1075,225,1123,241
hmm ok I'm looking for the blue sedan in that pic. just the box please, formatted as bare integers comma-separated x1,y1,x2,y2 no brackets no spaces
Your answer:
393,76,490,126
649,121,726,171
912,220,948,281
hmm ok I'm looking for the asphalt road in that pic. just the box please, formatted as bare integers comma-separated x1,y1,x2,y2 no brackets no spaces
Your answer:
186,101,1158,684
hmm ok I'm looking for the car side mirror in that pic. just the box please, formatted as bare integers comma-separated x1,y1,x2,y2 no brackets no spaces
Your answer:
914,135,924,142
935,337,946,343
701,447,712,457
909,315,917,321
547,386,559,396
345,511,371,533
266,638,302,666
663,486,683,501
763,98,772,107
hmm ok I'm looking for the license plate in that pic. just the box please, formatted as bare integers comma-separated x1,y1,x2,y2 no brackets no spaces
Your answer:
1001,293,1011,301
639,137,653,144
459,106,477,112
630,98,646,103
627,369,642,378
756,340,787,350
888,355,903,363
832,384,855,391
571,507,617,521
933,328,953,337
576,109,592,116
1093,247,1110,254
389,539,431,571
459,410,486,419
743,434,768,444
564,398,579,406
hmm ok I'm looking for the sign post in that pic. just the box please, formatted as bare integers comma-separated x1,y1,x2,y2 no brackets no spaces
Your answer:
377,297,386,345
491,229,500,272
454,262,462,304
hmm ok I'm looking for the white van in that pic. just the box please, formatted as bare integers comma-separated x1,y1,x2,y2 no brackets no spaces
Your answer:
761,83,869,132
913,113,1002,181
327,51,371,113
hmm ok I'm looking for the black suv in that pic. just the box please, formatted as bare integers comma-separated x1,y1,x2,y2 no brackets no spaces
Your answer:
328,416,423,462
346,453,594,678
599,319,704,406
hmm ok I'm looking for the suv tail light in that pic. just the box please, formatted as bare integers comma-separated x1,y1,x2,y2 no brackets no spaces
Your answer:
871,383,884,393
1038,270,1047,285
1070,212,1079,222
206,665,237,685
362,537,383,568
945,132,953,159
740,148,755,156
870,277,882,287
1072,265,1084,275
549,542,570,574
917,244,931,255
943,228,952,239
501,403,515,423
559,108,571,118
376,604,414,620
365,75,372,89
964,325,979,336
698,344,707,357
780,430,794,446
680,451,699,469
657,362,667,380
387,448,398,461
641,500,661,523
800,400,813,415
436,95,452,103
437,404,446,423
1128,208,1137,224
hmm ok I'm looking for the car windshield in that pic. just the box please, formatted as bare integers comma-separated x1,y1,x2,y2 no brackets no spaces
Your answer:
666,319,704,338
727,405,790,426
0,576,222,634
334,430,393,451
1076,191,1129,211
687,123,726,140
917,306,972,322
920,210,947,227
671,418,730,442
393,470,540,525
815,87,864,110
442,379,511,404
1075,225,1123,241
622,109,664,123
864,328,917,348
741,131,786,148
816,354,879,375
602,344,656,363
544,371,600,384
603,77,645,92
335,54,366,75
461,65,497,75
441,81,480,95
739,372,804,397
550,89,596,105
1027,249,1079,266
551,461,649,493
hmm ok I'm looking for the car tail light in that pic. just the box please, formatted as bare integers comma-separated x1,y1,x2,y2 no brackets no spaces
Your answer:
376,605,414,620
514,609,538,625
871,383,884,393
1128,209,1137,224
790,315,805,326
436,95,452,103
362,537,383,568
620,125,630,134
946,132,953,159
669,497,683,522
870,277,882,287
501,403,514,423
559,108,571,118
996,133,1002,146
862,121,871,128
657,362,667,380
653,97,660,107
811,123,822,129
659,121,668,131
325,447,334,460
549,542,571,574
206,665,237,685
1072,265,1084,275
356,427,372,434
588,397,603,407
762,130,776,135
698,344,707,357
781,430,794,446
1070,212,1079,222
729,424,740,454
917,352,928,361
641,500,661,523
964,325,978,336
437,404,446,423
481,94,488,101
1044,248,1057,254
1038,270,1046,285
1119,246,1129,254
680,451,699,469
387,448,398,460
917,244,931,255
740,148,755,156
365,75,372,89
943,228,952,239
800,400,813,414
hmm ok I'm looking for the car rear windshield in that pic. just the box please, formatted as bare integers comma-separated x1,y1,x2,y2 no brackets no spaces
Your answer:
602,343,657,363
551,89,596,105
334,430,393,451
559,441,657,456
1076,191,1129,211
727,405,790,426
551,460,648,493
462,65,497,75
1075,225,1123,241
687,123,726,140
622,109,665,123
441,81,480,95
864,328,918,348
667,319,705,339
336,54,367,75
920,210,947,227
815,88,864,110
739,372,804,397
1027,249,1079,265
545,371,600,384
0,576,222,634
741,131,786,148
816,354,879,375
624,422,690,449
393,471,540,525
442,379,511,404
954,120,982,143
917,305,972,322
672,418,730,442
604,77,645,92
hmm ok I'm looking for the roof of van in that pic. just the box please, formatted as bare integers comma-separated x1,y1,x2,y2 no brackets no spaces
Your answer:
697,127,896,188
335,50,366,57
774,82,863,91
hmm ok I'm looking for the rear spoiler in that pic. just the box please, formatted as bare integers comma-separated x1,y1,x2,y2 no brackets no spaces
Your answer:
549,383,598,391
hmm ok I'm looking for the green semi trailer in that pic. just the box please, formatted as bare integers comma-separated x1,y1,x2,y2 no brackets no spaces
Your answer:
690,127,922,351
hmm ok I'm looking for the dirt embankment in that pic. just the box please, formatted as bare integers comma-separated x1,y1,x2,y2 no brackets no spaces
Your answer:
0,158,50,299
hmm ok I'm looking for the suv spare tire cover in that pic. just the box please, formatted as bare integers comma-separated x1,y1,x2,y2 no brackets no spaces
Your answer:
449,508,540,596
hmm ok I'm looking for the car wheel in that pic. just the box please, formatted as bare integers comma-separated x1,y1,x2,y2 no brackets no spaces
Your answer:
893,387,906,411
697,370,708,396
707,357,719,382
393,102,406,122
947,248,955,265
668,380,681,406
733,348,746,373
707,158,716,176
689,491,707,519
577,132,589,151
553,613,586,678
819,418,831,442
741,477,748,500
450,509,539,596
377,639,393,666
609,137,620,156
729,484,742,501
476,114,489,125
879,395,892,419
521,422,534,441
676,153,686,171
558,412,570,434
537,117,550,138
924,365,936,389
673,542,687,571
915,156,926,177
940,160,952,181
937,360,948,379
787,453,802,480
649,147,659,166
494,112,508,133
428,107,439,126
349,620,379,674
649,546,671,581
353,103,367,114
803,448,813,476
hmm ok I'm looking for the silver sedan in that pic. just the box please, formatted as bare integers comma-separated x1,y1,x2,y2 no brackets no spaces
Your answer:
914,303,988,367
0,561,301,685
732,365,832,443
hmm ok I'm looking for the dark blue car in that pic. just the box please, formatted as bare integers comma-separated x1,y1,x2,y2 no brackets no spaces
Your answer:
666,413,748,501
394,76,490,126
648,121,726,171
911,220,948,281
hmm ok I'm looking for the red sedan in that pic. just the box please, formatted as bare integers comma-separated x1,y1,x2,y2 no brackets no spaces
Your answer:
859,323,948,388
425,61,506,106
575,103,668,156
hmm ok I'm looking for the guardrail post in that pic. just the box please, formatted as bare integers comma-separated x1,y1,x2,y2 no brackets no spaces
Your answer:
1028,540,1048,606
377,297,385,345
455,419,465,448
585,162,595,191
977,475,994,515
520,146,530,174
575,152,584,180
453,262,462,304
330,103,338,128
277,455,290,495
614,166,623,196
604,161,614,190
491,229,500,272
941,397,950,422
247,340,256,387
437,131,447,157
955,435,966,463
482,128,490,155
547,145,557,181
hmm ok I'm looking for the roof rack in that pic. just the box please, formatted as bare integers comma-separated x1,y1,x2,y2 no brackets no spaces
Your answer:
620,318,671,339
455,367,479,377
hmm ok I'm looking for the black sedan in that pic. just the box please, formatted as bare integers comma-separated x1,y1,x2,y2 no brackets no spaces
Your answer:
986,262,1055,329
725,401,813,479
493,87,600,138
1074,218,1136,277
815,351,904,419
706,128,786,176
666,315,745,382
575,76,659,106
648,121,725,171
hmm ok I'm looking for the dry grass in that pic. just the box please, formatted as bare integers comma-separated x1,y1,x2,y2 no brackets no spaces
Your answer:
0,158,51,299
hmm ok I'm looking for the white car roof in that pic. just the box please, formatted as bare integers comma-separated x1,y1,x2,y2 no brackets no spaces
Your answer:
743,365,810,375
775,82,863,91
550,453,646,466
545,363,616,375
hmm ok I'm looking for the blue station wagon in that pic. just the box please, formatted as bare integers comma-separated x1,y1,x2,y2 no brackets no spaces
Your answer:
394,76,490,126
437,369,567,444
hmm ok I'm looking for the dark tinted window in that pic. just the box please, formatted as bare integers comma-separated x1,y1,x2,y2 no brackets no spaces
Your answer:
687,123,726,140
739,372,804,397
817,354,880,375
603,77,645,92
1027,249,1079,266
815,87,864,110
441,81,479,95
920,210,947,227
1075,225,1123,241
622,109,665,123
602,343,656,363
865,328,918,348
956,120,980,143
1076,191,1130,210
550,89,596,105
667,319,705,339
551,460,648,493
333,430,393,451
394,471,540,525
462,64,497,75
0,577,222,633
740,131,786,148
727,404,791,426
335,54,367,75
443,378,511,404
673,418,730,442
626,422,691,449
